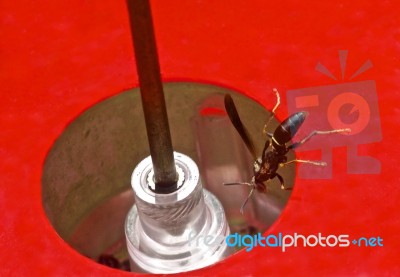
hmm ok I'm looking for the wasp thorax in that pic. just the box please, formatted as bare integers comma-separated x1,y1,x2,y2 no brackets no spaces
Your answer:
253,158,262,173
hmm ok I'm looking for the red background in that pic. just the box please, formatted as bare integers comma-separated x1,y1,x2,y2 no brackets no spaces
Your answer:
1,0,399,275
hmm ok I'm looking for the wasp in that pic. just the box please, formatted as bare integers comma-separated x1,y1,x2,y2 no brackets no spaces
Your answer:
224,89,350,213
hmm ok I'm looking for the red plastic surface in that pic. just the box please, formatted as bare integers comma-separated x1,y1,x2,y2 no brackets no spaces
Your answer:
1,1,399,275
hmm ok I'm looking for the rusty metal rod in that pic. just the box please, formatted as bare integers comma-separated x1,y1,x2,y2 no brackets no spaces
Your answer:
127,0,177,193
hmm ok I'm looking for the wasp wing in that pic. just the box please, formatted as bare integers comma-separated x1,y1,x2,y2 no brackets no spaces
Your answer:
224,94,257,159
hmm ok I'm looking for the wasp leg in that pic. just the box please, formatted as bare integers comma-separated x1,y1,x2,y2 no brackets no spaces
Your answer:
275,173,292,190
289,128,351,150
240,186,255,214
280,159,327,167
224,182,253,187
263,88,281,134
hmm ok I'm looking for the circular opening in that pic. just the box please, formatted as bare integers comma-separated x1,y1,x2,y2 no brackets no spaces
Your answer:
42,82,295,272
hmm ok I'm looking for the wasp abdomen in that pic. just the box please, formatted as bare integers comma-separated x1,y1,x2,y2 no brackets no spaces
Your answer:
273,112,308,146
